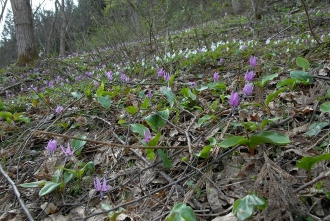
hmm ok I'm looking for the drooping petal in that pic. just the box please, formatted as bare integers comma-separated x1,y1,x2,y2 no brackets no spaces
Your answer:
94,177,101,191
229,92,239,107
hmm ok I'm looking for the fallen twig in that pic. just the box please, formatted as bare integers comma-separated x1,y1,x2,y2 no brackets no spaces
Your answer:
0,163,34,221
293,169,330,193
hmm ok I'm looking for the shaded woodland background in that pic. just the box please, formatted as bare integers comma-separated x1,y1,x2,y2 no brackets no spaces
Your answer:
0,0,315,68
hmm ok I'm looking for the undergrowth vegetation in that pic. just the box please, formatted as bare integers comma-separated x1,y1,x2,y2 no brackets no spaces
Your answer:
1,1,330,221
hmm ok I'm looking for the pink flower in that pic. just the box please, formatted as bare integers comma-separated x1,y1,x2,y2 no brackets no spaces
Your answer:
245,70,255,82
146,90,153,98
45,140,57,156
157,68,165,77
94,177,110,198
243,83,253,96
188,81,196,87
105,71,113,81
249,56,257,68
163,72,171,82
229,92,239,107
213,72,219,82
60,143,74,157
239,45,247,51
55,105,63,114
143,129,152,143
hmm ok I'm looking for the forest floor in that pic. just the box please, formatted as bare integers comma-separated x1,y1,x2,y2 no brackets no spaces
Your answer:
1,1,330,221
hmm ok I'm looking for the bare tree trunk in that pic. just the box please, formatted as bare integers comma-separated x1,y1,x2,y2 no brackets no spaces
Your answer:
46,1,59,56
251,0,262,19
10,0,38,66
59,0,67,57
232,0,242,13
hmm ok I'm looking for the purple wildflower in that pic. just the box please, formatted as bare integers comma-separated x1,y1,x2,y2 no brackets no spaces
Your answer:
94,177,110,198
239,45,247,51
213,72,219,82
143,129,152,143
245,70,255,82
163,72,171,82
85,71,93,77
55,105,63,114
93,81,99,87
146,90,153,99
229,92,239,107
188,81,196,87
157,68,165,77
45,140,57,156
219,58,224,64
249,56,257,68
321,34,325,42
60,143,74,157
243,83,253,96
105,71,113,81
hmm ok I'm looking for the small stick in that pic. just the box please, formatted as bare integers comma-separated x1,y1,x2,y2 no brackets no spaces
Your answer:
0,163,34,221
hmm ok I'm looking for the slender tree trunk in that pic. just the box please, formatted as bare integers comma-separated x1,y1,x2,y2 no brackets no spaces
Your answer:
10,0,38,66
59,0,67,57
47,1,59,56
232,0,242,13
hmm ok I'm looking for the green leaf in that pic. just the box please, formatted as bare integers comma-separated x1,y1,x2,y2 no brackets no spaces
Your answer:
52,169,62,183
141,98,149,109
296,57,310,70
179,88,196,100
320,102,330,113
290,71,313,84
81,161,95,175
242,122,258,131
97,95,112,109
130,124,149,136
72,135,87,155
233,198,254,221
195,145,212,158
63,171,74,184
157,149,172,168
297,153,330,171
148,133,161,146
126,106,138,115
19,180,46,188
256,73,278,87
96,81,105,97
160,86,175,107
0,111,12,118
146,149,155,160
249,131,290,149
233,194,267,221
195,84,208,91
165,203,197,221
276,78,296,90
207,82,226,91
219,136,249,148
208,137,217,146
306,122,329,137
39,182,61,197
197,115,211,128
145,109,169,132
265,87,287,105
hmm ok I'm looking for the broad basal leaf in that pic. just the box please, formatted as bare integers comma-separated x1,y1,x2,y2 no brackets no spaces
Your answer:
297,153,330,171
219,136,249,148
72,135,87,155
